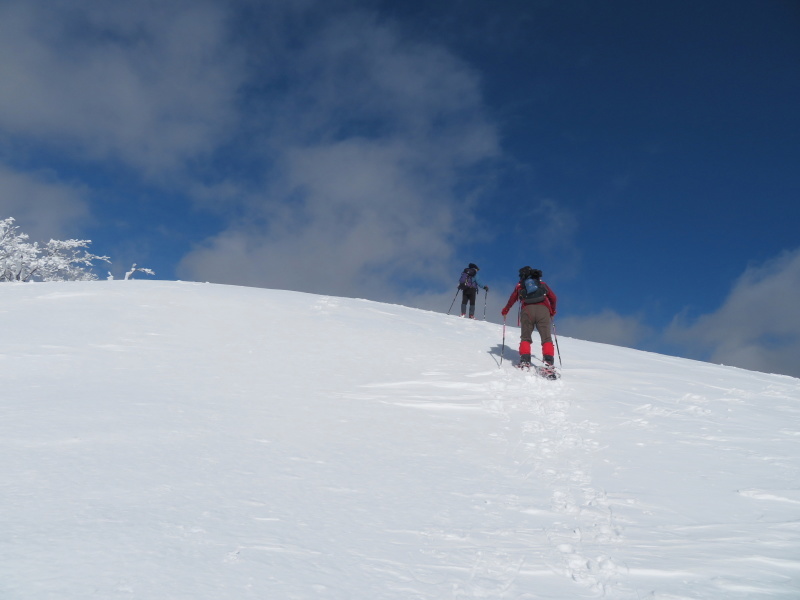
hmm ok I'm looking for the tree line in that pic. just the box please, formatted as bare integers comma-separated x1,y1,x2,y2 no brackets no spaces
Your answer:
0,217,153,282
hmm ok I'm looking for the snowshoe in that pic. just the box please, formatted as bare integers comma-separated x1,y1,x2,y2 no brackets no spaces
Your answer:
535,365,560,380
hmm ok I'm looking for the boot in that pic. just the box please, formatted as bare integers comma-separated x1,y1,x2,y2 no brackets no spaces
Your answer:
518,353,532,368
543,354,554,366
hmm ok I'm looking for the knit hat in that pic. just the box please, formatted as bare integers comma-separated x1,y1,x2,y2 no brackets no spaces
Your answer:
468,263,479,270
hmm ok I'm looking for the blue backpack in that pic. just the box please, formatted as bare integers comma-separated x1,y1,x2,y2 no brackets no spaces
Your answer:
519,268,546,304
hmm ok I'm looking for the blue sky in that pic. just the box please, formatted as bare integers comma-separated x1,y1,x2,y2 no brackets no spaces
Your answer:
1,0,798,377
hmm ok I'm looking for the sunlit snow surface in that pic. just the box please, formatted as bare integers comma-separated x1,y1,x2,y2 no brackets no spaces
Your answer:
3,281,799,599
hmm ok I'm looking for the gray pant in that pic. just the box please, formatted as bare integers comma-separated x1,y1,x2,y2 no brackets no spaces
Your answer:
460,288,477,317
521,303,552,346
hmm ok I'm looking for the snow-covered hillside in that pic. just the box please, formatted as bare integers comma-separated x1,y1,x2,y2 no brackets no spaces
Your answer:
3,281,799,599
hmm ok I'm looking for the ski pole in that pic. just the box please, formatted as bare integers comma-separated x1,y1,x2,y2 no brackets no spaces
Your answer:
553,320,562,367
483,288,488,321
500,316,507,366
447,288,459,315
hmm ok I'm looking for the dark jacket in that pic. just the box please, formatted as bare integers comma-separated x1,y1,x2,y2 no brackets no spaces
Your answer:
459,267,486,290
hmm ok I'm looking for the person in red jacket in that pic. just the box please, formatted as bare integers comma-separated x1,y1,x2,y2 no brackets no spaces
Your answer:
501,267,557,368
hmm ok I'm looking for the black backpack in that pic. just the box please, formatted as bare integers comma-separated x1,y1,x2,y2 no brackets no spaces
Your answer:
518,267,546,304
458,267,477,290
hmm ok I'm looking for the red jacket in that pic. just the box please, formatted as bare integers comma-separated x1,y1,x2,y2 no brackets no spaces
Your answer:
502,280,557,316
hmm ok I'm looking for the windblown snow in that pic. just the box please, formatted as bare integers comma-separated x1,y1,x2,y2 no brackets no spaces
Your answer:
2,281,799,599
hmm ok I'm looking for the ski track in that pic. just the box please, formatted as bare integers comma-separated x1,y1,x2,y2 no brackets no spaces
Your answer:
379,365,622,597
487,367,621,596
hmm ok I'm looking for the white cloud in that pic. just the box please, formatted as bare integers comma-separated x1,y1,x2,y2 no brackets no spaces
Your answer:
668,248,800,377
558,309,653,348
531,199,579,250
0,0,246,175
0,2,500,300
513,198,581,278
0,165,90,241
179,11,499,299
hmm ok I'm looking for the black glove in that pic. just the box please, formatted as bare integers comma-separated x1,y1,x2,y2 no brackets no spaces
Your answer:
484,286,489,291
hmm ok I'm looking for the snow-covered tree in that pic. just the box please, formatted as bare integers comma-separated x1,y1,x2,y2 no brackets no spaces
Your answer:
0,217,110,282
124,263,155,280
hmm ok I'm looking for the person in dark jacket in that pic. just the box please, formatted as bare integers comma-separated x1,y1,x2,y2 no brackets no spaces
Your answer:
501,267,557,368
459,263,488,319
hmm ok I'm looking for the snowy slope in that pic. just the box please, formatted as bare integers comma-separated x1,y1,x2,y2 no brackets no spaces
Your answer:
2,281,799,599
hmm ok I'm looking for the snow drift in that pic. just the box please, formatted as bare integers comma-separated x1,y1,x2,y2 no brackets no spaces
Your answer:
2,281,799,599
